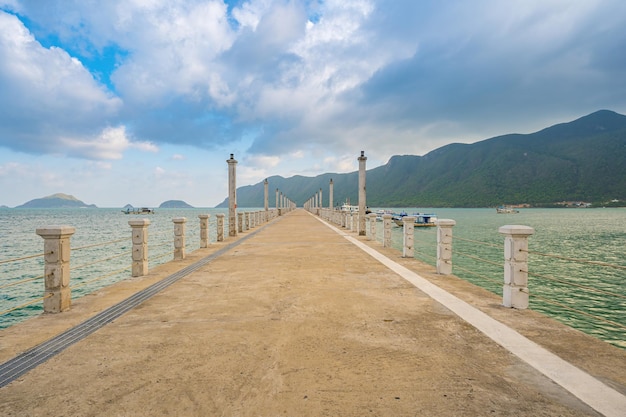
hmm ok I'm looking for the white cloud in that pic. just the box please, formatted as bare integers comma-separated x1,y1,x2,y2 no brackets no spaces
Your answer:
0,11,122,153
61,126,157,160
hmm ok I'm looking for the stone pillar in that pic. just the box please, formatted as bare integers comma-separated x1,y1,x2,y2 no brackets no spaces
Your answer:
227,154,238,237
358,151,367,236
128,219,150,278
329,178,334,209
173,217,187,260
368,213,377,241
245,212,250,230
276,188,279,209
264,178,269,212
36,226,75,313
402,217,415,257
318,189,322,216
436,219,456,275
382,214,392,248
199,214,210,248
238,212,244,233
216,213,225,241
499,225,535,309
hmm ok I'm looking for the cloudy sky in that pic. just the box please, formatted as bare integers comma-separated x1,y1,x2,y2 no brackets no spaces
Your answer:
1,0,625,207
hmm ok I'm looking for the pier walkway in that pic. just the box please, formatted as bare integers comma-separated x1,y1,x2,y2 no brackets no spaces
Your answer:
1,209,625,416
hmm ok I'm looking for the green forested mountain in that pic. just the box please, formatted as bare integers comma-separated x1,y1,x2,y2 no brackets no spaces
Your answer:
217,110,626,208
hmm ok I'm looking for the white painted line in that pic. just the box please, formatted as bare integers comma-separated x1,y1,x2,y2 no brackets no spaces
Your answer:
312,213,626,417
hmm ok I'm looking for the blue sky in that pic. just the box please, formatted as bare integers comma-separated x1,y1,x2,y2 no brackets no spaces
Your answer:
1,0,625,207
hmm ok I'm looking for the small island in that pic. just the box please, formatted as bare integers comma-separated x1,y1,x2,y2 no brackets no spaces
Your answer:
159,200,194,209
16,193,97,209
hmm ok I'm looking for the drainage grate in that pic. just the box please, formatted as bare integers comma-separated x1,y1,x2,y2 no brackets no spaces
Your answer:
0,220,275,388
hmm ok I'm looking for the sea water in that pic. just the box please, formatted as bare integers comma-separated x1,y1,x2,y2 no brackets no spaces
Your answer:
1,207,625,350
375,207,626,349
0,207,228,329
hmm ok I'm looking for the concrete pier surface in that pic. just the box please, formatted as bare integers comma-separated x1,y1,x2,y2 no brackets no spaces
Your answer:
1,209,625,416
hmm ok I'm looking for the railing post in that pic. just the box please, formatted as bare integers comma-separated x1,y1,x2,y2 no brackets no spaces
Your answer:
402,217,415,258
173,217,187,260
199,214,210,248
128,219,150,278
264,178,269,212
36,226,75,313
499,225,535,309
358,151,367,236
436,219,456,275
238,212,244,233
227,154,238,237
216,213,225,241
367,213,377,241
382,214,392,247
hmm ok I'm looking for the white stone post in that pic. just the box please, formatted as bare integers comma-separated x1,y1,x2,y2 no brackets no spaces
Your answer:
227,154,238,237
199,214,210,248
383,214,392,247
238,212,244,233
173,217,187,260
368,213,377,241
436,219,456,275
318,189,323,216
358,151,367,236
499,225,535,309
36,226,75,313
275,188,279,209
329,178,334,210
245,212,250,230
216,213,225,241
128,219,150,278
264,178,269,212
402,217,415,258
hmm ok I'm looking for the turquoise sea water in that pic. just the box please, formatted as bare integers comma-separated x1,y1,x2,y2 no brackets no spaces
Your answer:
1,207,625,350
374,207,626,350
0,208,227,329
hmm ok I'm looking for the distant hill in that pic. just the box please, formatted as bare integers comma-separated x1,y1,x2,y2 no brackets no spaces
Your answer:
17,193,97,208
216,110,626,208
159,200,194,208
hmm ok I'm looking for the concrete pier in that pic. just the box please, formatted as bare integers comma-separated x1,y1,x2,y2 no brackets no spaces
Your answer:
2,210,625,417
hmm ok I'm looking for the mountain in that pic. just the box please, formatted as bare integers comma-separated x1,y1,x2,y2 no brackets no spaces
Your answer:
17,193,98,208
216,110,626,208
159,200,194,208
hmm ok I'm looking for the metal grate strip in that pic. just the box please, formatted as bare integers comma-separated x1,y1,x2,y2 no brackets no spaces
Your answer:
0,219,275,388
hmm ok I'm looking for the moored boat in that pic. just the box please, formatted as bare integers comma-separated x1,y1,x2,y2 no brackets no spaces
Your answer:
392,212,437,227
496,206,519,214
122,207,155,214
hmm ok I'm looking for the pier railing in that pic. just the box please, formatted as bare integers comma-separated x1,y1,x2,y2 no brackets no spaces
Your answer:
314,207,625,349
0,209,278,325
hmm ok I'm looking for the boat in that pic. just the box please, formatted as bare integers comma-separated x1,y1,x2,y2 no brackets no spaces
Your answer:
375,209,393,221
122,207,155,214
496,206,519,214
392,212,437,227
340,203,359,213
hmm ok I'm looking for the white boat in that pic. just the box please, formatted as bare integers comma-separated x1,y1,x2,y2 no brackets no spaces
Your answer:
496,206,519,214
392,212,437,227
340,203,359,213
375,209,393,221
122,207,155,214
